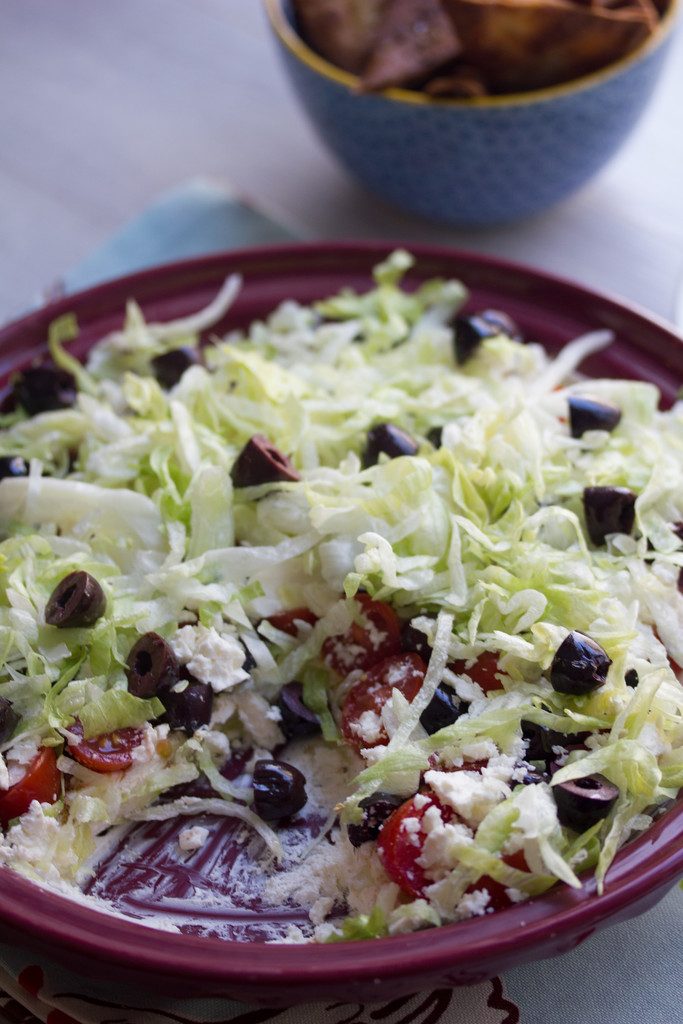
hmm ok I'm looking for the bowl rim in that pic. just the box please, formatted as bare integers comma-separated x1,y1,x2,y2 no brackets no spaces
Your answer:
264,0,680,109
0,240,682,990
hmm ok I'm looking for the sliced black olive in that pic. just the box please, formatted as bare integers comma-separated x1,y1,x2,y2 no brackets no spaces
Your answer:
13,365,77,416
0,696,19,744
160,676,213,735
276,682,321,741
550,631,612,696
0,455,29,479
419,684,463,735
452,314,496,364
240,640,257,673
363,423,418,467
479,309,522,342
231,435,300,488
45,571,106,628
625,668,639,689
583,486,637,546
521,721,552,761
347,792,405,848
553,773,619,831
568,397,622,439
151,348,200,389
252,758,307,821
400,621,432,662
426,426,443,449
521,720,590,761
126,632,179,698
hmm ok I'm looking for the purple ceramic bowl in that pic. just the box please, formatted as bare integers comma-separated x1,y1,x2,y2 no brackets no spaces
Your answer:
0,243,681,1005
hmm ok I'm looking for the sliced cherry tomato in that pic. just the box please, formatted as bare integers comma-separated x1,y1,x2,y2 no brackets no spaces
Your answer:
67,719,143,774
341,652,426,750
323,594,401,676
450,652,502,694
377,793,454,898
0,748,61,826
469,849,530,912
265,607,318,637
379,790,531,910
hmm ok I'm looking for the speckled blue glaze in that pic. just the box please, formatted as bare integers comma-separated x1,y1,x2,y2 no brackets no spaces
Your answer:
269,0,676,227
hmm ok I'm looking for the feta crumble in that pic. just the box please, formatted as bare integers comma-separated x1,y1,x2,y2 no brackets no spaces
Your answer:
170,624,250,693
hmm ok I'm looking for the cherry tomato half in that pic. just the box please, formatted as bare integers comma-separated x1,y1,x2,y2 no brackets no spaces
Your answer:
0,747,61,826
377,793,454,898
341,652,426,751
67,719,143,773
450,652,502,694
323,594,401,676
378,789,530,908
265,607,318,637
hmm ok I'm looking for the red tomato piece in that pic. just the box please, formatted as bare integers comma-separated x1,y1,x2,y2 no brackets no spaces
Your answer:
450,652,502,694
265,607,318,637
379,791,530,909
67,719,143,774
341,652,426,750
323,594,401,676
377,793,453,898
0,748,61,826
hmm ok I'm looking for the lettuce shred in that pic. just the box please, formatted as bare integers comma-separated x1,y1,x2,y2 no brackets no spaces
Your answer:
0,251,681,937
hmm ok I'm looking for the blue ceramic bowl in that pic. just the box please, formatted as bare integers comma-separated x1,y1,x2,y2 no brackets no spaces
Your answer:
265,0,679,226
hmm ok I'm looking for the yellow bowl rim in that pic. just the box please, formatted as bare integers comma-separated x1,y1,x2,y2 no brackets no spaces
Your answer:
264,0,679,109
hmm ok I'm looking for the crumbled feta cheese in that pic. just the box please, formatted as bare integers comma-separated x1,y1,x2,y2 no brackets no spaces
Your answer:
351,709,383,744
417,820,474,877
6,736,40,787
0,802,80,886
509,783,560,842
170,625,249,693
178,826,210,853
413,793,430,810
0,754,9,792
234,691,284,749
425,761,513,826
401,815,422,847
456,888,491,919
462,740,498,762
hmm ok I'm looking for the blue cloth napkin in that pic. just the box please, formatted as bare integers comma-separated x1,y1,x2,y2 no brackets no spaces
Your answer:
63,178,296,294
4,177,676,1024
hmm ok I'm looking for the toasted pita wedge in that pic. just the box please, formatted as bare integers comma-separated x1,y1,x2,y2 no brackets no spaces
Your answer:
294,0,390,74
424,64,489,97
360,0,462,91
442,0,658,92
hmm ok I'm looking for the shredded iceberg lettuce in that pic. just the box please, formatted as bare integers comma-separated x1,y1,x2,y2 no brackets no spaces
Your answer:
0,252,681,941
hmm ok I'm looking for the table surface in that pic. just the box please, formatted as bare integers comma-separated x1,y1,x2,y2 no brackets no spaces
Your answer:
1,0,682,324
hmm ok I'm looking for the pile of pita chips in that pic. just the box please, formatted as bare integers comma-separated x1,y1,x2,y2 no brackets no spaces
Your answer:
295,0,461,90
294,0,666,96
294,0,390,75
441,0,660,92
